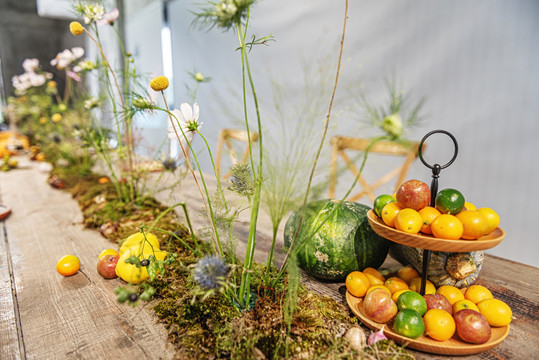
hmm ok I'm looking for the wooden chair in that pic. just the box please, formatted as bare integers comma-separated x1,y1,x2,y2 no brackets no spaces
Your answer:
328,136,424,202
215,128,259,178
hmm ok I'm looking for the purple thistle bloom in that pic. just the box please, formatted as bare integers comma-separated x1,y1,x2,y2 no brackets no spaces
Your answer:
193,255,229,290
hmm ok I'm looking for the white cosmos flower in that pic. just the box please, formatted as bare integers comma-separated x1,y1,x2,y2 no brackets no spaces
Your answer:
22,58,40,73
168,103,203,149
71,47,85,59
96,8,119,25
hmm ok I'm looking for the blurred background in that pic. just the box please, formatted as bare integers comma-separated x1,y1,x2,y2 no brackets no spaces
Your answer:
1,0,538,267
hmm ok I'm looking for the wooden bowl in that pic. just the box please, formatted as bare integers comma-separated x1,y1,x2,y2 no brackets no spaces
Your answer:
367,210,505,252
346,291,509,355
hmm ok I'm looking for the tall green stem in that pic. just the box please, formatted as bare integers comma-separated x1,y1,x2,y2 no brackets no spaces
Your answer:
196,130,228,212
237,10,264,307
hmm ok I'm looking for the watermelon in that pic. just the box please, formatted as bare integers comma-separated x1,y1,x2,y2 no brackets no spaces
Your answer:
283,199,389,280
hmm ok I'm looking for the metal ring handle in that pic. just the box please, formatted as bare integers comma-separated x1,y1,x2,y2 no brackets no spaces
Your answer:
418,129,458,170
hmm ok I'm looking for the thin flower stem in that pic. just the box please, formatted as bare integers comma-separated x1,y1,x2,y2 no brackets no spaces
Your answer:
158,96,223,256
264,224,279,286
84,27,135,202
196,130,228,212
278,0,349,275
141,225,201,257
63,76,71,104
235,21,256,178
148,201,199,249
237,9,264,307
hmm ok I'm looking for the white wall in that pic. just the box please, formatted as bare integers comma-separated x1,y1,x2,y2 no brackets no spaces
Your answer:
127,0,539,267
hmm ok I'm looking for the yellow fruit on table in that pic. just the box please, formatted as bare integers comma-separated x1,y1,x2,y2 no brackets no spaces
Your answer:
456,210,488,240
366,285,391,296
381,202,403,228
98,248,119,260
418,206,441,235
431,214,464,240
478,207,501,234
119,232,160,256
115,248,167,284
477,298,512,327
56,255,81,276
436,285,465,305
453,299,480,313
35,152,46,161
392,289,411,303
384,276,409,294
424,309,456,341
397,266,420,284
465,285,493,304
394,208,423,234
363,267,385,282
408,277,436,294
345,271,371,297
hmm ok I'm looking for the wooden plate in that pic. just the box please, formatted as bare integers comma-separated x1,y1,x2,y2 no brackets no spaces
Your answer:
346,291,509,355
367,210,505,252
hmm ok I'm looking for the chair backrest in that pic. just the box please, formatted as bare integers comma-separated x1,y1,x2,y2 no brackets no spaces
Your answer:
216,128,259,178
328,136,424,202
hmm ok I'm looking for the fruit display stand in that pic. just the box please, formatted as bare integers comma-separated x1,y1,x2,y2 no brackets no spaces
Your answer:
349,130,510,355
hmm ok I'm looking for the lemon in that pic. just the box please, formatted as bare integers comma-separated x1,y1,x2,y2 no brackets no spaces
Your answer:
477,298,512,327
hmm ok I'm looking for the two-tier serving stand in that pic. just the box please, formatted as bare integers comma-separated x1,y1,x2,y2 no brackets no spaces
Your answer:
347,130,508,355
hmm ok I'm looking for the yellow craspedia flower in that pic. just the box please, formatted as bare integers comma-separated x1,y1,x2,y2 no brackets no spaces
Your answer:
47,81,57,88
51,113,62,123
150,76,169,91
39,117,48,124
70,21,84,36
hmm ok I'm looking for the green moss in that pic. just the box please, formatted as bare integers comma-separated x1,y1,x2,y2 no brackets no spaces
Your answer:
48,162,415,360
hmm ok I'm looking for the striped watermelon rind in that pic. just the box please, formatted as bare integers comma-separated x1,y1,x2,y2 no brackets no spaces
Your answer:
284,199,390,280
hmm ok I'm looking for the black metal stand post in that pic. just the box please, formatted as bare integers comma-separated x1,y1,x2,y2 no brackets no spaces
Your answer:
417,130,459,295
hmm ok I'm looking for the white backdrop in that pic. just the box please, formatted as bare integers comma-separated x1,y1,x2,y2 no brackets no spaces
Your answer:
126,0,539,267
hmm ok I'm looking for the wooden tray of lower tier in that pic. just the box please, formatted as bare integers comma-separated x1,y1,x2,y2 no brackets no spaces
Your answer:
367,210,505,252
346,291,509,355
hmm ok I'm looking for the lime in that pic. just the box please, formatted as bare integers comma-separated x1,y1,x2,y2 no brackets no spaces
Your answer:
397,290,428,316
435,188,465,215
374,194,396,218
393,309,425,339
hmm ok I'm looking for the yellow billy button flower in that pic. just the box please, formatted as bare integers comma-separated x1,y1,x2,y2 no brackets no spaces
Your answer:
70,21,84,36
51,113,62,123
47,80,57,88
150,76,169,91
39,117,48,124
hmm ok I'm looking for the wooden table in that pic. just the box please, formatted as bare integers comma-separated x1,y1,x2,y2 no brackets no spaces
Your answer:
1,157,538,359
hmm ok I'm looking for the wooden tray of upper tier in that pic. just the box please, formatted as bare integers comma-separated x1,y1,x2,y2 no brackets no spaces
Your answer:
346,291,509,355
367,210,505,252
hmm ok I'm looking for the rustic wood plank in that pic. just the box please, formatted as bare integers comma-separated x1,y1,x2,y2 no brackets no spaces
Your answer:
0,157,176,360
0,221,23,359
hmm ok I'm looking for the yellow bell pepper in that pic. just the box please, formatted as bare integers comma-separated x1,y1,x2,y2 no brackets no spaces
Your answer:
119,232,160,257
115,247,167,284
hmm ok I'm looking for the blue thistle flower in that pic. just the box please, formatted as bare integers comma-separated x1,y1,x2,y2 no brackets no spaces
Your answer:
192,255,229,290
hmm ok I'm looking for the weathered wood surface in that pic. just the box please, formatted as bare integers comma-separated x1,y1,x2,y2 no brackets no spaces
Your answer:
1,156,538,359
0,157,176,360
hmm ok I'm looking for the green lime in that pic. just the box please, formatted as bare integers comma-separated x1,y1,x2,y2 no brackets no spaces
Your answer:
374,194,396,218
393,309,425,339
435,188,465,215
396,290,428,316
